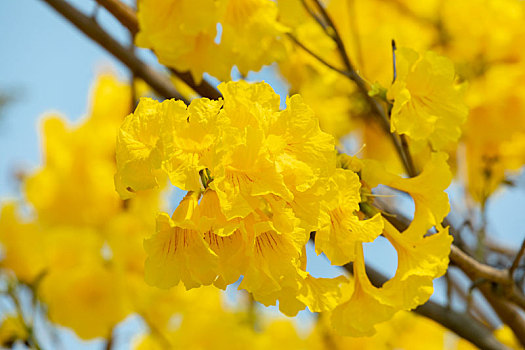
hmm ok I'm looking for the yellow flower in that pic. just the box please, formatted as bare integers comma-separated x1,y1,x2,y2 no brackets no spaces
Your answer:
315,168,384,265
387,48,468,150
0,204,46,283
39,263,130,340
220,0,287,76
194,189,241,237
144,192,218,289
25,116,122,226
331,244,397,336
115,97,224,198
25,75,130,227
267,94,336,193
136,0,286,81
209,126,293,220
381,220,452,309
87,74,132,152
362,152,452,240
330,152,453,335
331,221,451,336
136,0,228,81
463,63,525,202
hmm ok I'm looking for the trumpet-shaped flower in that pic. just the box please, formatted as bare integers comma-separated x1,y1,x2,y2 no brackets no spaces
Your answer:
362,152,452,240
315,169,384,265
332,221,452,336
144,192,218,289
387,48,468,150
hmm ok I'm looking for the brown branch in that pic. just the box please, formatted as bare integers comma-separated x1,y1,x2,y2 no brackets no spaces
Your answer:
104,331,114,350
40,0,188,103
95,0,138,35
413,301,503,350
450,245,510,285
93,0,221,100
451,245,525,312
169,70,222,101
457,265,525,347
509,238,525,279
485,239,518,257
448,273,499,329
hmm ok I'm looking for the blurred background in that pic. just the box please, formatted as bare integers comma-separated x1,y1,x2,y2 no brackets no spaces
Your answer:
2,0,525,348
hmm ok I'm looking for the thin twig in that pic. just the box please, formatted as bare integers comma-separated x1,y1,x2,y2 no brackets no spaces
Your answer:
286,34,349,78
460,266,525,348
391,39,397,83
485,239,518,257
6,285,42,350
451,245,525,312
299,0,334,40
446,270,499,329
509,239,525,279
41,0,188,103
105,329,114,350
311,0,354,72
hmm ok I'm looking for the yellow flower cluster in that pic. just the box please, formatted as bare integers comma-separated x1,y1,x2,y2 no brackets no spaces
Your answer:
277,0,525,203
116,80,348,315
115,80,452,335
136,0,286,81
5,0,525,345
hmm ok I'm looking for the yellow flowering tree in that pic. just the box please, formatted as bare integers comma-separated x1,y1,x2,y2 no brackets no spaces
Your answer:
2,0,525,348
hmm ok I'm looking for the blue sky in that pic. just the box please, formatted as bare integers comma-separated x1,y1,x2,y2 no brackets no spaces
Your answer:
0,0,132,200
2,0,525,347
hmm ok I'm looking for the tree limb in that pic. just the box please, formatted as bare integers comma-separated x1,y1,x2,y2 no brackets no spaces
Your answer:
95,0,138,35
40,0,188,103
450,244,525,312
